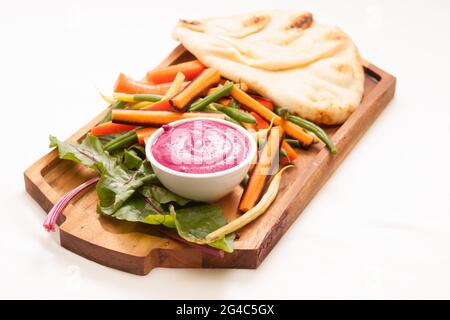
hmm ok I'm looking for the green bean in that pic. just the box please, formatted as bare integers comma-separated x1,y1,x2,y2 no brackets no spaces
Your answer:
287,115,336,154
104,127,141,152
211,103,256,123
189,82,234,111
224,115,244,127
230,98,239,109
99,100,127,124
280,148,288,158
285,139,301,148
192,97,203,106
274,106,290,119
204,104,244,127
132,94,163,102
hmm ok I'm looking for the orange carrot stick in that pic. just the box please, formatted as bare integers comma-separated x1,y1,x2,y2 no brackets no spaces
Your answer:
218,98,231,106
114,73,188,95
280,120,314,147
114,73,166,94
239,126,284,212
136,127,157,145
146,60,205,84
252,96,274,111
281,140,298,161
91,121,137,136
251,112,270,130
231,86,280,123
170,68,221,111
141,100,173,111
111,109,225,126
242,122,256,132
142,72,185,111
230,85,314,147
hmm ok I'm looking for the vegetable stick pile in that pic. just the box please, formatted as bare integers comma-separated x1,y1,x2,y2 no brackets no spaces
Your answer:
49,59,337,254
94,59,337,214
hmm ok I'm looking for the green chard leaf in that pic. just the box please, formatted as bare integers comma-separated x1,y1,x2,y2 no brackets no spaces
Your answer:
212,233,235,253
141,185,191,206
109,185,191,228
123,149,143,170
96,161,158,215
170,204,235,253
49,134,116,173
112,193,175,228
128,144,146,156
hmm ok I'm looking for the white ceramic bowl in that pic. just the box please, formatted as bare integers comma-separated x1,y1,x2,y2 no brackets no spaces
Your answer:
146,117,256,202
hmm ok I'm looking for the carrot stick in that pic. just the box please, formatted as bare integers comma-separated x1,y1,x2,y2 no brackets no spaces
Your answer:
146,60,205,84
141,72,185,111
280,156,290,166
218,98,231,106
251,95,274,111
242,122,256,132
111,109,225,126
136,127,157,145
280,120,314,147
239,126,284,212
114,73,186,95
282,140,298,161
251,112,270,130
170,68,221,111
230,85,314,147
141,100,172,111
231,86,280,124
91,121,137,136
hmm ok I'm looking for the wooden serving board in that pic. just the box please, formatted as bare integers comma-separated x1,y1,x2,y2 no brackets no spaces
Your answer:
24,45,396,275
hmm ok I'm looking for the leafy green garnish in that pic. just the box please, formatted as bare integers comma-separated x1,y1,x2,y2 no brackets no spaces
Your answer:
107,185,191,228
112,193,175,228
123,149,143,170
170,204,235,253
96,161,157,215
50,135,116,173
49,134,234,253
141,185,191,206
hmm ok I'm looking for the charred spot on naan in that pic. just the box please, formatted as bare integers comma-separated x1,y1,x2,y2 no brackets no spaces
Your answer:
179,19,205,32
222,15,271,39
243,15,269,28
286,13,314,30
336,64,352,74
323,30,347,41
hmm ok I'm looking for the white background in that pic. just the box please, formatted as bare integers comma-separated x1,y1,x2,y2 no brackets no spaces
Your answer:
1,0,449,299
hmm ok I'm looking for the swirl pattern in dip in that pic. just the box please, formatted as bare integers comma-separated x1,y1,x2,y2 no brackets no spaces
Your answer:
151,120,250,174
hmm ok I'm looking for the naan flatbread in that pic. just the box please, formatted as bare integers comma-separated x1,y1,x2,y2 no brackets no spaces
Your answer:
172,11,364,125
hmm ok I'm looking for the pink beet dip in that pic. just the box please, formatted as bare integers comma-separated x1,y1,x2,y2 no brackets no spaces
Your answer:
151,119,250,174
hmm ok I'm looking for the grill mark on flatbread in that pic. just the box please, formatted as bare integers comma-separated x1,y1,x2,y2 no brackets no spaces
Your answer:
323,30,346,41
179,19,204,32
286,13,313,30
229,15,270,38
243,15,269,27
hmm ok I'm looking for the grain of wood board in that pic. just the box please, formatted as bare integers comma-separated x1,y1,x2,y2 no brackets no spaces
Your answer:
24,45,396,275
